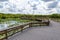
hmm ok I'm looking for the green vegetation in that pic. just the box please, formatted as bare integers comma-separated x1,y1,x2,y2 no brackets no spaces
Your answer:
49,14,60,22
0,13,60,22
49,14,60,18
0,13,49,21
0,13,33,23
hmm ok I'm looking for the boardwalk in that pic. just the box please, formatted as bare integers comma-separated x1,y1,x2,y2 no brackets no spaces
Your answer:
8,20,60,40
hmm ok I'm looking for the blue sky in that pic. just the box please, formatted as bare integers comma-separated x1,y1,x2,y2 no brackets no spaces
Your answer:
0,0,60,15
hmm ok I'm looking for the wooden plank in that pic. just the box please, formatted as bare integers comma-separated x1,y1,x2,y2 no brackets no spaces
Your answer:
0,21,50,40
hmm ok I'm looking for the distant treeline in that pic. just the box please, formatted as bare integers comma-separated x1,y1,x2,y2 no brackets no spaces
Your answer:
49,14,60,18
0,13,60,19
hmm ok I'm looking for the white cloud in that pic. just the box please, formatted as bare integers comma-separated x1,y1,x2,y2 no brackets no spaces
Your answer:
0,0,60,15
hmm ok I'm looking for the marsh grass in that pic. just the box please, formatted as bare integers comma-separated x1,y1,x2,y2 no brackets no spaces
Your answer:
51,18,60,22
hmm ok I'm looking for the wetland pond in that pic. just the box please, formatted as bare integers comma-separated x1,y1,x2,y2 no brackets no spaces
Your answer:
0,20,30,31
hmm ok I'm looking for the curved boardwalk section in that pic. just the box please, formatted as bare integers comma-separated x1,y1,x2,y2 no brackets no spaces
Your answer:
8,20,60,40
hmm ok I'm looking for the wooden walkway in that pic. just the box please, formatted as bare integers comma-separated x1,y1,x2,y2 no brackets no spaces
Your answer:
8,20,60,40
0,20,49,40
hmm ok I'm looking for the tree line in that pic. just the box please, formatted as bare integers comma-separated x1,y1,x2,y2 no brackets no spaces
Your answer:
0,13,60,19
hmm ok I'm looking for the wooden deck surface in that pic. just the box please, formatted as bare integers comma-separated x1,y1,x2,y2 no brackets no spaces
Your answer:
8,20,60,40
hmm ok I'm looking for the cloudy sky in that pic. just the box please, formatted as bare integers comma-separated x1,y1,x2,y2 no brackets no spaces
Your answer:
0,0,60,15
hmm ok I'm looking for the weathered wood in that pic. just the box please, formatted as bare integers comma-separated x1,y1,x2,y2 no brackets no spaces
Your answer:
0,20,50,40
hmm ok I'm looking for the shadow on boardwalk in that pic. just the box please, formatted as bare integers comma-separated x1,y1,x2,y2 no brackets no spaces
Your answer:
8,20,60,40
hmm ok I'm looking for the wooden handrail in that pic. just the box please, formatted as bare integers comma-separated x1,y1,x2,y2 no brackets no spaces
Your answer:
0,22,31,40
0,21,50,40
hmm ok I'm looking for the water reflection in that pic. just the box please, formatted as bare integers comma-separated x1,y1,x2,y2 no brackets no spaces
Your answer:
0,24,8,30
0,21,21,30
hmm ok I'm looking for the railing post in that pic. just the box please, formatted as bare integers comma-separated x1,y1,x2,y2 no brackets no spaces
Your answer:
48,21,50,26
29,23,32,27
20,26,23,32
47,20,50,26
5,30,8,40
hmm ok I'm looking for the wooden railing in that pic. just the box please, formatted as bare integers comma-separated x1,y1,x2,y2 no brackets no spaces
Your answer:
0,21,50,40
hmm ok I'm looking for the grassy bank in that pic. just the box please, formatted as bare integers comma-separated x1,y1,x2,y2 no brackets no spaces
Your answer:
51,18,60,22
0,18,31,24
